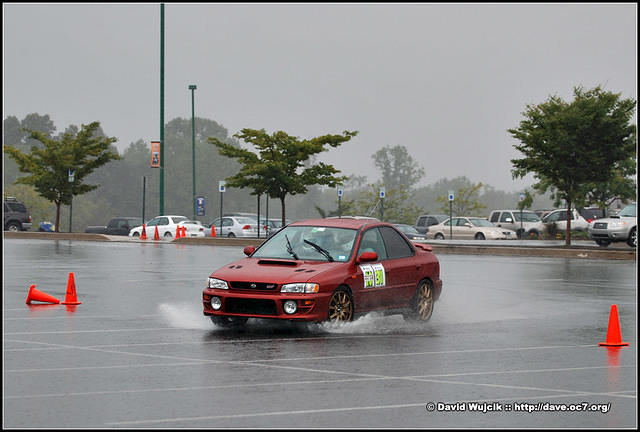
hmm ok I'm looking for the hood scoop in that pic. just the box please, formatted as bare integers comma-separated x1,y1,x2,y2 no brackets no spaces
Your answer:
257,259,297,266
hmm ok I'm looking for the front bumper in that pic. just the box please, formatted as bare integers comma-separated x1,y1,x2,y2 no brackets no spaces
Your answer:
589,228,630,242
202,288,332,322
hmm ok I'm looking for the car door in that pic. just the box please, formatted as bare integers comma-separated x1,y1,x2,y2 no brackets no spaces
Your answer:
222,217,234,236
354,227,389,311
156,216,170,236
497,211,515,230
454,218,474,239
378,226,416,307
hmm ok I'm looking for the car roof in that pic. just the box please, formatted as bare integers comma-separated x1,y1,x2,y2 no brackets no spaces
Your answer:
290,217,384,230
491,209,536,212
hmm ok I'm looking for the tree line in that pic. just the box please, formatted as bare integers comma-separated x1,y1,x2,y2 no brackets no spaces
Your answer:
3,113,552,231
4,85,636,244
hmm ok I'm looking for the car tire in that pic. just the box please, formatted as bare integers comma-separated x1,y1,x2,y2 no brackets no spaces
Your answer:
405,279,434,322
475,233,486,240
327,286,354,322
6,222,21,232
164,232,172,238
627,228,636,248
227,232,236,238
595,239,611,247
210,316,249,328
528,230,540,239
434,233,445,240
132,232,140,238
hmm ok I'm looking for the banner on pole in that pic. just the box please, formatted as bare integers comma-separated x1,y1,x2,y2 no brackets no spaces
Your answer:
150,141,160,168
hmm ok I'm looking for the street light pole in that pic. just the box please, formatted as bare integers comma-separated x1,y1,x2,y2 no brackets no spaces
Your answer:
189,84,197,220
159,3,165,215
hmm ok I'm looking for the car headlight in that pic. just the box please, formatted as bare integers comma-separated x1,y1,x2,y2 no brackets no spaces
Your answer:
207,277,229,289
280,283,320,293
608,221,627,228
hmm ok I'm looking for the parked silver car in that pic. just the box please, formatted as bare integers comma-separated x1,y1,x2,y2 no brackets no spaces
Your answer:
488,209,544,239
429,217,517,240
588,203,636,248
208,216,260,237
541,209,589,233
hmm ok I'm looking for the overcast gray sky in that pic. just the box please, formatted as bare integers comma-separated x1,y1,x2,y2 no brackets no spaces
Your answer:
3,3,637,192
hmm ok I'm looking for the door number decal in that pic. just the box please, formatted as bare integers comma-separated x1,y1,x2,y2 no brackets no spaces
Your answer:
360,263,385,288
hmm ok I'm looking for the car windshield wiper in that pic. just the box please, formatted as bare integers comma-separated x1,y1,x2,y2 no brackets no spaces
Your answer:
285,234,299,260
304,239,334,262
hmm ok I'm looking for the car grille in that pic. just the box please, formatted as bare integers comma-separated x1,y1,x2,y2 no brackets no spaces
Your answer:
230,281,278,290
593,222,608,229
225,298,277,315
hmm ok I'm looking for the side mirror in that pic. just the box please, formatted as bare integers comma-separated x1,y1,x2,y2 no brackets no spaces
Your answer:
357,251,378,263
243,246,255,256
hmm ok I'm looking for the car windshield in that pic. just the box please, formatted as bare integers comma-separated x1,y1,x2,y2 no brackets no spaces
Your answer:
252,225,358,262
617,204,636,217
469,218,494,227
514,211,541,222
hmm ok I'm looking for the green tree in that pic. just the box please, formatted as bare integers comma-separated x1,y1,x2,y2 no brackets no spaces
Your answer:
509,85,636,245
3,113,57,184
209,128,358,225
4,121,120,231
352,183,424,223
435,181,487,217
372,145,425,190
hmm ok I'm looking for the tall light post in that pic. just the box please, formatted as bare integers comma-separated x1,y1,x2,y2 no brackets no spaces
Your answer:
159,3,165,215
189,84,197,220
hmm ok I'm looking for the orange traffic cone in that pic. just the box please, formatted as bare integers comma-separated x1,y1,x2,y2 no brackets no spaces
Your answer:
140,224,147,240
26,284,60,305
176,225,182,238
182,226,186,237
61,272,82,305
211,224,216,237
599,304,629,347
154,225,160,241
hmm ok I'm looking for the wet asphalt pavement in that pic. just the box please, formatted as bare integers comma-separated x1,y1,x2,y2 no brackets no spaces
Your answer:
2,238,637,428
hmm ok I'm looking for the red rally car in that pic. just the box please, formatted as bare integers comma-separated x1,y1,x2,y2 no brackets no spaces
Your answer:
203,217,443,327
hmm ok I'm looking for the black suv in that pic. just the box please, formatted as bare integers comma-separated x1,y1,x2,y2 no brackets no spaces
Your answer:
3,197,33,231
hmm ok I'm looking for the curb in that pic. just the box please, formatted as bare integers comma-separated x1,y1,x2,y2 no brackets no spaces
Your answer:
4,231,636,261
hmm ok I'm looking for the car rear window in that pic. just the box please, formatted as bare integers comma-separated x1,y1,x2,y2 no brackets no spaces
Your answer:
7,203,27,212
379,226,413,259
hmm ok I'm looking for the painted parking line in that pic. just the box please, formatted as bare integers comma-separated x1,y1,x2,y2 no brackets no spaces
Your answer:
5,365,635,401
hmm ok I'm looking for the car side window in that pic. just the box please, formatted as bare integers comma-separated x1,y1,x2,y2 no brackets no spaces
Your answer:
417,216,426,227
223,218,233,227
357,228,388,260
158,217,169,226
490,212,500,223
379,226,413,259
500,212,512,223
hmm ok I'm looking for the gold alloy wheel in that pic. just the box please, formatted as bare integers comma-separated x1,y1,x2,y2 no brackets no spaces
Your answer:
416,280,434,321
328,289,353,321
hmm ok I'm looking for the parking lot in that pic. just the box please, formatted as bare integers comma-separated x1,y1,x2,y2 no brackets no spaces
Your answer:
3,238,637,428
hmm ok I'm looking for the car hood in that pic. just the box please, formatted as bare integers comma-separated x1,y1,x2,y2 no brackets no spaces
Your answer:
592,216,637,223
211,258,344,284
